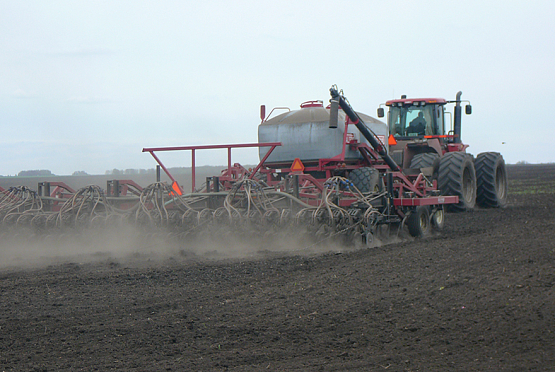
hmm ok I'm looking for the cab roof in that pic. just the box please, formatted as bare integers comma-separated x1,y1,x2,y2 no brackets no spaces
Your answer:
386,98,447,106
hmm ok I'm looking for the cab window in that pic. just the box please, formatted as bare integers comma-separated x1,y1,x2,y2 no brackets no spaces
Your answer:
389,105,435,137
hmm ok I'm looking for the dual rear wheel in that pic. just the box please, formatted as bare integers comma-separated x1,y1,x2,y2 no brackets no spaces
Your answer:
411,151,508,212
475,152,508,208
351,151,507,239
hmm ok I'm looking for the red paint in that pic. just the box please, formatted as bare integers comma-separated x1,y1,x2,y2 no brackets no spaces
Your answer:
386,98,447,106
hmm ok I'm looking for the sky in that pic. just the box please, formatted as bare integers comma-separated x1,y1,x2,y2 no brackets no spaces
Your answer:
1,0,554,175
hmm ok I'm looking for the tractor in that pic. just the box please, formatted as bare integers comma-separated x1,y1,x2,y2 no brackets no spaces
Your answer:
377,92,508,211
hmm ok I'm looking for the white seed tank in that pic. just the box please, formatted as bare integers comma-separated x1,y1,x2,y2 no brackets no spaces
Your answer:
258,101,388,165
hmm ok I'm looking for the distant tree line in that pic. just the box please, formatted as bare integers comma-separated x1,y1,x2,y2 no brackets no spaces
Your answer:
104,167,222,176
18,169,54,177
72,171,89,176
5,165,248,178
105,168,157,176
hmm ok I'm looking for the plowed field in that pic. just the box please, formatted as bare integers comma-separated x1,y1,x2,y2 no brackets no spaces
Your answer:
1,164,554,371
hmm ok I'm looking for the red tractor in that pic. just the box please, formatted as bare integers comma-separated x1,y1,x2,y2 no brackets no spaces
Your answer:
377,92,508,211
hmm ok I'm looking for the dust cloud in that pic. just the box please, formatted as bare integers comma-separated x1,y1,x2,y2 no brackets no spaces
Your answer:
0,224,170,270
0,223,403,270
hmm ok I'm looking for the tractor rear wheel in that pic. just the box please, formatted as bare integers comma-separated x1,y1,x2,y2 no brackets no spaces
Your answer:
349,167,383,193
438,152,477,212
475,152,508,208
407,206,431,237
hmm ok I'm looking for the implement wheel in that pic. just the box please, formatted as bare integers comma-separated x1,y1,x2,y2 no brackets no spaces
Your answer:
475,152,508,208
349,167,383,193
431,207,445,231
438,152,476,212
407,206,431,237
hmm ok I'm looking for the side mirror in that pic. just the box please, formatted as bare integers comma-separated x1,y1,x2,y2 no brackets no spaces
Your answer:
329,99,339,128
377,107,385,118
465,105,472,115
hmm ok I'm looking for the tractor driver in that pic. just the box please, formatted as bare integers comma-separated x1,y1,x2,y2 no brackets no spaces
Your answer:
407,112,426,136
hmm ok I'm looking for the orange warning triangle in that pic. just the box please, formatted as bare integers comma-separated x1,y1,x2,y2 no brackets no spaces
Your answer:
171,181,183,196
290,158,305,173
388,134,397,146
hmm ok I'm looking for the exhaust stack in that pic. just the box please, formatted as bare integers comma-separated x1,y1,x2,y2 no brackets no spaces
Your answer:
453,91,463,143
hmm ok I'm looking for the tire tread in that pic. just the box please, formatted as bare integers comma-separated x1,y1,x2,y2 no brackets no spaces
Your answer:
438,152,476,212
410,153,439,169
349,167,381,193
475,152,508,208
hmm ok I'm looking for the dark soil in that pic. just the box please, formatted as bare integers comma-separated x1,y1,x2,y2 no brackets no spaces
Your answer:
1,164,554,371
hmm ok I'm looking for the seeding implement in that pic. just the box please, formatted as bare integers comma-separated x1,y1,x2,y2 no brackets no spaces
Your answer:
1,86,473,247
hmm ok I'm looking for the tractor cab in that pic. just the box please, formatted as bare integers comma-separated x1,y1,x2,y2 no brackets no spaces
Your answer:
380,98,447,139
377,93,472,169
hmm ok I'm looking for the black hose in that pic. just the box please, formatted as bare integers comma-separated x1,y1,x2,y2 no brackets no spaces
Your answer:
330,87,400,172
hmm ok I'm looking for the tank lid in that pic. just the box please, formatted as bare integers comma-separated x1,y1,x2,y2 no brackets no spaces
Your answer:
300,100,323,108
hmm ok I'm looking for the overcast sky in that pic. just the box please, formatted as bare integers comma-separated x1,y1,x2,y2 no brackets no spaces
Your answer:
1,0,554,175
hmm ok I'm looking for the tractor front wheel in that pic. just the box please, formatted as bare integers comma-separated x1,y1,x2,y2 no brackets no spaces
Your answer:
410,152,440,171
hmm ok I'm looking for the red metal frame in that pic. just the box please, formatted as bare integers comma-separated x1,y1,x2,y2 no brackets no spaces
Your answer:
141,127,456,210
37,182,76,198
35,182,76,212
106,180,144,197
143,142,282,193
393,195,458,206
